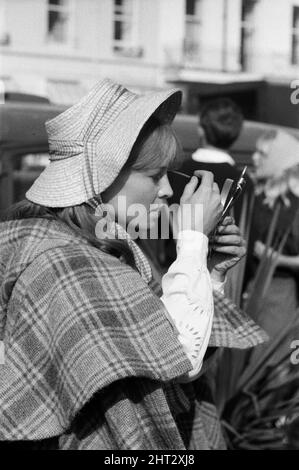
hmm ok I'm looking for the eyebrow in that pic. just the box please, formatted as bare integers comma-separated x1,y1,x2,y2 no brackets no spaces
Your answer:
148,166,167,174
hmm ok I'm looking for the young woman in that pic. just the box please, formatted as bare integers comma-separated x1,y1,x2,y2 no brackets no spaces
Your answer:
248,129,299,338
0,79,265,450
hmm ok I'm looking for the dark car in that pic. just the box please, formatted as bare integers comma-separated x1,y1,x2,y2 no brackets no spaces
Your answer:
0,100,64,211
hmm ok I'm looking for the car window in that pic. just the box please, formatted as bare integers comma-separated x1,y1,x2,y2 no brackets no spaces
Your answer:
0,151,50,209
21,153,50,170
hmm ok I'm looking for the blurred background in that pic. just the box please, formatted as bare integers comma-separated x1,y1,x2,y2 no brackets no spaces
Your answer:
0,0,299,126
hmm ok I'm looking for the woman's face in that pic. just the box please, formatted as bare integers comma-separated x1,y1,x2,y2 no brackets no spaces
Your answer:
252,138,273,180
103,166,173,233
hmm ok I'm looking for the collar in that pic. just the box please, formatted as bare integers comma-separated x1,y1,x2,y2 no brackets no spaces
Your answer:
110,222,153,284
88,197,152,284
192,148,235,166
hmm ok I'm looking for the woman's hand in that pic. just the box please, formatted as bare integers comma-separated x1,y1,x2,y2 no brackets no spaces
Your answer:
254,240,276,260
253,241,299,271
178,170,223,236
208,216,246,281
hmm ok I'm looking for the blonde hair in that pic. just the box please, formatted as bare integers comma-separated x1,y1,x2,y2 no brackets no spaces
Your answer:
129,116,182,172
256,129,278,147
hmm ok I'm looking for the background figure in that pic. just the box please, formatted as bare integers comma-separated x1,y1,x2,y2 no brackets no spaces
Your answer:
246,130,299,338
168,98,253,224
166,98,253,270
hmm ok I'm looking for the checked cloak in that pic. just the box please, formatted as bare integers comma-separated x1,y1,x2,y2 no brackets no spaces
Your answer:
0,218,267,450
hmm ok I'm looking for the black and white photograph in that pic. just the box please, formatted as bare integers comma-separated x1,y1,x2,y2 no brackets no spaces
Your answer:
0,0,299,453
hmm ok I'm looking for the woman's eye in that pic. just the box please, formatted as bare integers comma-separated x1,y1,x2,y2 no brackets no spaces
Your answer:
151,174,162,182
151,170,167,182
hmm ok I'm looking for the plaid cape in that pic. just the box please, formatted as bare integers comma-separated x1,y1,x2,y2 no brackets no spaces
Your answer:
0,219,267,449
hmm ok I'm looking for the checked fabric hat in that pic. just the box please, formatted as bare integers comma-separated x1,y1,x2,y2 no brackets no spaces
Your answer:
26,78,182,207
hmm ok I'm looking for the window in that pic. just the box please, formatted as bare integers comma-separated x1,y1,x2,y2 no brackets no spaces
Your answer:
47,0,72,45
113,0,142,57
184,0,202,62
0,152,50,210
292,7,299,65
240,0,256,71
21,154,50,171
0,1,10,46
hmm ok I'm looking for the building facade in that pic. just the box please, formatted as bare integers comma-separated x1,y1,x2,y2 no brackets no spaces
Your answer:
0,0,299,124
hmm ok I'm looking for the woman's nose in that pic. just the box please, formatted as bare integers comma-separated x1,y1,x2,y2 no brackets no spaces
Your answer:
158,175,173,199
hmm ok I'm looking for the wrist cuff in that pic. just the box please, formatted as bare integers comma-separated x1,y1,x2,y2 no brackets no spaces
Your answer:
177,230,209,265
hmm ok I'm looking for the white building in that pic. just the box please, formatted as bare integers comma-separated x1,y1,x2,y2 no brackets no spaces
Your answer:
0,0,193,103
0,0,299,121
